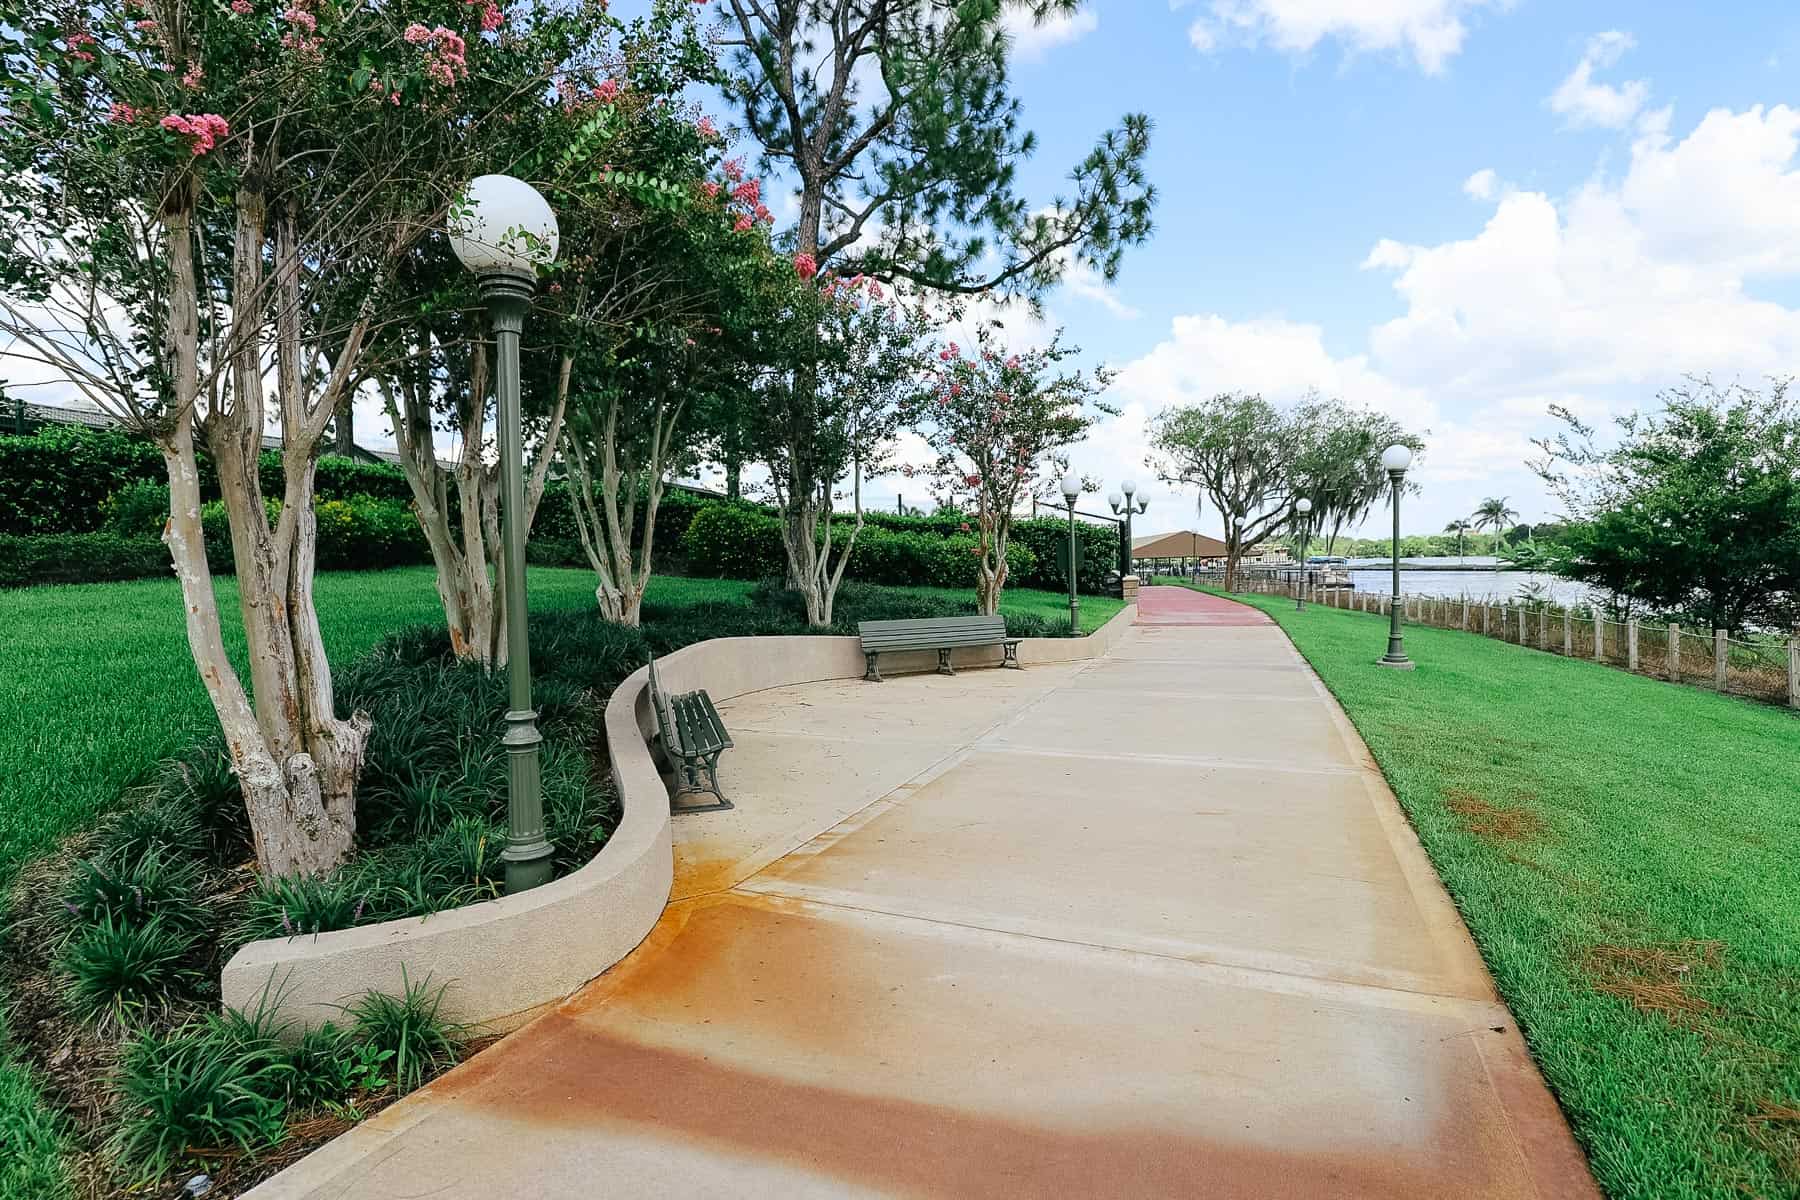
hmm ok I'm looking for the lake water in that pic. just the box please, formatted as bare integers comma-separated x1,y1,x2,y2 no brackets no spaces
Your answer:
1339,558,1597,606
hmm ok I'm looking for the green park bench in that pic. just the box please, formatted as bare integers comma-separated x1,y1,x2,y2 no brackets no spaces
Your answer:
857,614,1021,682
646,654,733,812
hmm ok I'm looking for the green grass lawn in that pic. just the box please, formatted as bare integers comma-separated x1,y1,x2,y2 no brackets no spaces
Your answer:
1190,584,1800,1200
0,566,1118,1198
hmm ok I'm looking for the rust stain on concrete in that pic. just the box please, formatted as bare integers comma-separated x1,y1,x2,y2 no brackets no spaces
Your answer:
454,1019,1467,1200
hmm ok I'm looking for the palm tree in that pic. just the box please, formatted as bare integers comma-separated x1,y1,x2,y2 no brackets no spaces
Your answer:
1443,519,1472,562
1471,497,1520,552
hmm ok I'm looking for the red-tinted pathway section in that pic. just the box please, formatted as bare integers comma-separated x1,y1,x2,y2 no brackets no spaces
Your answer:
1135,585,1273,626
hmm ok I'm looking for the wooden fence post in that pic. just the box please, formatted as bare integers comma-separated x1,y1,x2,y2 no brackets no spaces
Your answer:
1669,624,1681,680
1628,619,1639,671
1594,617,1605,661
1713,629,1727,691
1789,636,1799,709
1461,599,1470,630
1562,608,1572,656
1482,604,1490,636
1538,606,1550,650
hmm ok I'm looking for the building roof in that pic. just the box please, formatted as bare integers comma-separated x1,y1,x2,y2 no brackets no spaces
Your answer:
1132,530,1229,559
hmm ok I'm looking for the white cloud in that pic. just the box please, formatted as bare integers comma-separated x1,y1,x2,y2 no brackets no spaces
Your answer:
1462,167,1498,200
1548,31,1649,129
1104,100,1800,534
1186,0,1505,74
1002,7,1098,63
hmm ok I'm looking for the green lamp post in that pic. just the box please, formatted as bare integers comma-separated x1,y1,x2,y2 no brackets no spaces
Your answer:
1108,479,1149,577
1376,443,1415,670
449,173,559,892
1060,473,1081,633
1293,496,1312,612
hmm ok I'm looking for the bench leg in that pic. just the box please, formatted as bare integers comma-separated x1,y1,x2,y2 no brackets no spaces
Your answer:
864,650,883,683
1002,640,1022,669
671,752,734,813
937,647,956,676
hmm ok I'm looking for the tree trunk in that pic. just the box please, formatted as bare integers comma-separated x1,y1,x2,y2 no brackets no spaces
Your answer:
156,181,370,878
565,377,679,629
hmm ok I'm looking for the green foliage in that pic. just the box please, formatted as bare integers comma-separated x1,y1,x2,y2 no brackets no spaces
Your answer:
678,502,787,581
0,532,169,588
109,1006,293,1184
0,425,417,539
101,479,171,538
1537,380,1800,631
337,973,463,1096
0,1048,69,1200
58,913,203,1027
61,846,205,936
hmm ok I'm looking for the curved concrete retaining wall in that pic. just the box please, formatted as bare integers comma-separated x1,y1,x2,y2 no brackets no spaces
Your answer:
221,604,1136,1033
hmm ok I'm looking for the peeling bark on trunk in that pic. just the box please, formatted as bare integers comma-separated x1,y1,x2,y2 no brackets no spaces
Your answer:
779,460,864,628
154,176,374,879
384,327,565,666
564,370,683,629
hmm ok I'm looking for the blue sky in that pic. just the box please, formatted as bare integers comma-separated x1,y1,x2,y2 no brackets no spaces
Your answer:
251,1,1800,540
953,0,1800,539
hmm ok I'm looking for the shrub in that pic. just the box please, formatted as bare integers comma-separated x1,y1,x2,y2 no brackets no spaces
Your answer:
100,793,205,864
102,478,172,537
61,846,207,935
338,972,463,1095
109,1007,292,1184
680,502,786,580
0,531,170,587
59,913,204,1026
0,424,163,535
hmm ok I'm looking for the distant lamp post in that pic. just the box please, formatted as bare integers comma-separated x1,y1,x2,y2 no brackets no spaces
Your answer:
1109,478,1150,577
1293,496,1313,611
1377,444,1415,670
449,173,560,892
1060,474,1082,633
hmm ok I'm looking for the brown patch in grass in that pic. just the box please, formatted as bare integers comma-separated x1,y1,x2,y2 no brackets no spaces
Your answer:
1443,788,1547,842
1746,1100,1800,1183
1581,939,1725,1022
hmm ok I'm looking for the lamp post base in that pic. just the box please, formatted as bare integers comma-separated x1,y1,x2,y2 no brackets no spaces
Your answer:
1068,596,1080,635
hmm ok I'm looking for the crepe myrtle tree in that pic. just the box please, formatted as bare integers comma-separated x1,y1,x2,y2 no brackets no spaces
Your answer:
372,0,720,658
0,0,574,876
747,263,936,626
903,325,1114,614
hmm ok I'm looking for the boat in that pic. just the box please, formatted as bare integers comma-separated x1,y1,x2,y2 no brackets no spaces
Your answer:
1306,555,1354,589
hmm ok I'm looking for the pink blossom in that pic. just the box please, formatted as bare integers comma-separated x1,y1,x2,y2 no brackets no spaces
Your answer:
180,61,204,89
700,180,720,198
160,112,230,156
733,213,753,232
1005,355,1019,369
948,342,959,356
938,349,953,362
231,0,253,13
134,19,158,31
958,522,970,532
793,253,818,281
479,1,505,31
594,78,619,101
548,282,563,294
65,27,95,61
731,178,761,206
964,474,981,488
949,383,962,396
754,203,771,224
722,156,744,181
868,282,884,299
108,102,138,124
403,22,433,43
696,115,717,139
281,7,316,32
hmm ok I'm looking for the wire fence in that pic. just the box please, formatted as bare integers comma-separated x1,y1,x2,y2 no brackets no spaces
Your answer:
1172,570,1800,711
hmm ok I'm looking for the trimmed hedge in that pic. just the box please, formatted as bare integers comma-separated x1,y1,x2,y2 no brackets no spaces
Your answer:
0,424,414,536
2,496,431,587
680,503,1038,591
0,532,171,587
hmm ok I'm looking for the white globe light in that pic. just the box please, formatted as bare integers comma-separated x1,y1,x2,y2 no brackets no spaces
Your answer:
1138,494,1151,511
1381,443,1413,472
1121,478,1137,496
1107,491,1123,509
1059,474,1080,501
449,174,560,274
1296,497,1313,514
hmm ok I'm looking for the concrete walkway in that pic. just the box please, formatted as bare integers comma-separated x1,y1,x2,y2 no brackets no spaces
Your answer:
251,590,1596,1199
